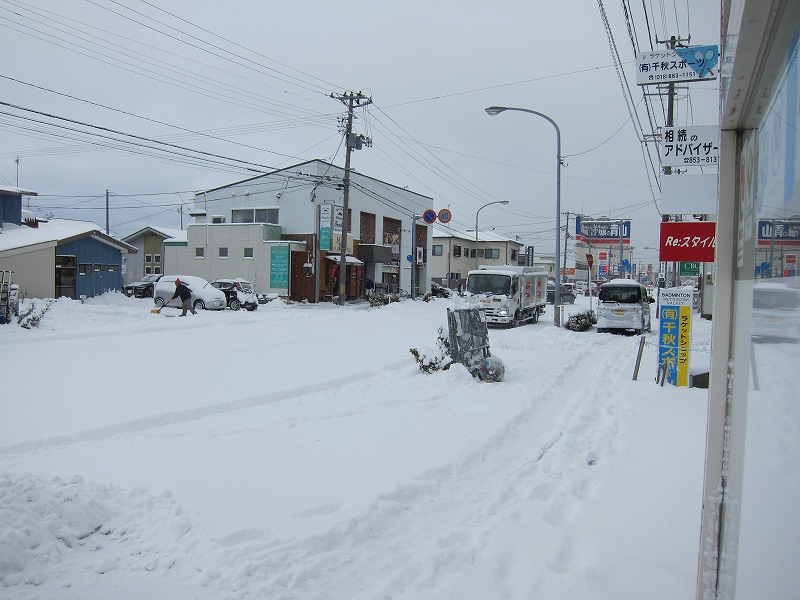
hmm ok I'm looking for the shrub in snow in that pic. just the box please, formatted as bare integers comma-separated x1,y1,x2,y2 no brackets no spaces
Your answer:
564,310,597,332
409,328,454,373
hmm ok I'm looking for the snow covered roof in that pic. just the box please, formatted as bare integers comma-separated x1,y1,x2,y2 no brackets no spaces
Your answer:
602,278,645,287
122,226,185,243
431,225,521,245
0,219,137,254
0,185,37,196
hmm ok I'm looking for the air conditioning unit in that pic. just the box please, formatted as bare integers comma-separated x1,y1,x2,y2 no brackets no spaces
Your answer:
416,246,425,265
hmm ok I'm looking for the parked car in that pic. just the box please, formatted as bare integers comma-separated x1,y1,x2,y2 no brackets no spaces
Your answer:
430,281,452,298
153,275,227,311
596,279,654,334
751,282,800,343
210,278,259,311
546,282,576,304
124,274,161,298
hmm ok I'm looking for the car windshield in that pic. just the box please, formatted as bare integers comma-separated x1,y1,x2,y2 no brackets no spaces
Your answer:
467,273,511,295
599,286,642,303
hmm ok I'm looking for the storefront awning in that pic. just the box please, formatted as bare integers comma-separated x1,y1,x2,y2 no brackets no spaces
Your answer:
326,255,364,265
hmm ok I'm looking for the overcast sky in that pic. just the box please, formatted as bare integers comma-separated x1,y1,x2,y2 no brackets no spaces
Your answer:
0,0,720,266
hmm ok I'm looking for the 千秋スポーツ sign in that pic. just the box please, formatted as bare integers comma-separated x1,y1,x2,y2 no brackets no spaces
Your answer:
658,287,693,387
637,45,719,86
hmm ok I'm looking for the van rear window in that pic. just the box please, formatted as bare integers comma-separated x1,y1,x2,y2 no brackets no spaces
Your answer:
599,286,642,303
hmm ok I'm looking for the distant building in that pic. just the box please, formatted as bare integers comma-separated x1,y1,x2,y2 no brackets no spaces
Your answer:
122,226,185,283
167,160,433,301
430,227,524,289
0,186,136,299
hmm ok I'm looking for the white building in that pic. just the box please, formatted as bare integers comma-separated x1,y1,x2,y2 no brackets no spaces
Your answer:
167,160,434,301
430,227,524,289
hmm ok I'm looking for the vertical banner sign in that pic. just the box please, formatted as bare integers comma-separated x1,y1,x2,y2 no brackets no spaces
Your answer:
526,246,535,267
319,205,331,251
269,245,290,290
658,287,693,387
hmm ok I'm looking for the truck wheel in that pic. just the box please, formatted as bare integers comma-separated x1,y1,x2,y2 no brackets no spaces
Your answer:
512,311,523,328
532,308,539,323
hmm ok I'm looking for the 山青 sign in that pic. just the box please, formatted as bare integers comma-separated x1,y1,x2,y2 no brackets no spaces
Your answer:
575,216,631,245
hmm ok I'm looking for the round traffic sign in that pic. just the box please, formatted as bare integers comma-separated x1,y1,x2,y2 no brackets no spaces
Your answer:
422,209,437,224
437,208,452,223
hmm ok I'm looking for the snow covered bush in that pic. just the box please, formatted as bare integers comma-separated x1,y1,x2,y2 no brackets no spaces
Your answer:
564,309,597,332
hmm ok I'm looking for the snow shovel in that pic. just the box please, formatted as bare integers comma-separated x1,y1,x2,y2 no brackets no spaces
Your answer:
151,301,169,314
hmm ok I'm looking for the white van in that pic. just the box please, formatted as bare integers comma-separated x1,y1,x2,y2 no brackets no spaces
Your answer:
596,279,654,334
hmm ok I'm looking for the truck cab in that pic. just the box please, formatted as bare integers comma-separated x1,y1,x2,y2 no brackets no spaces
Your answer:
465,266,547,327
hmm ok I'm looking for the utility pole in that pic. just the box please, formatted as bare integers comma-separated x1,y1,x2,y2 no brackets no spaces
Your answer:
331,91,372,305
562,211,571,281
105,189,110,234
658,34,689,287
15,157,19,186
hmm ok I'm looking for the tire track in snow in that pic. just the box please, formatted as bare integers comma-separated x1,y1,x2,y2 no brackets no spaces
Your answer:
0,359,411,456
204,330,646,599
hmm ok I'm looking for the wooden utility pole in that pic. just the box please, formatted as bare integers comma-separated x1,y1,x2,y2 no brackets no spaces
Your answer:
331,91,372,305
105,189,110,234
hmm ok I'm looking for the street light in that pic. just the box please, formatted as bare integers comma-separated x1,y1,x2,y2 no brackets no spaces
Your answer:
485,106,562,325
475,200,510,271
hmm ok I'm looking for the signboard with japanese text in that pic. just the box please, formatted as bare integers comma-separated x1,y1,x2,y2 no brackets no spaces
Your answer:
659,221,716,262
319,204,331,251
658,287,693,387
269,245,290,290
756,220,800,246
525,246,535,267
575,216,631,245
636,45,719,85
660,126,719,167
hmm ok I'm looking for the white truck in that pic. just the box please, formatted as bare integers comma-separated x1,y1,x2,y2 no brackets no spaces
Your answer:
464,266,548,327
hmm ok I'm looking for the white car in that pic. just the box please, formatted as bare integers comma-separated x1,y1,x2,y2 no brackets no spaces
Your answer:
751,282,800,343
153,275,227,311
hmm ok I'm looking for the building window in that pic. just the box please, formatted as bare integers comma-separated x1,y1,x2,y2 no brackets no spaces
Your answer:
449,272,461,280
145,254,152,263
232,208,279,224
432,244,443,256
511,250,518,261
218,247,228,259
145,265,152,274
486,248,500,259
244,247,254,259
107,264,119,272
154,266,162,274
453,245,462,257
195,247,205,259
94,264,106,272
79,264,92,275
154,254,161,263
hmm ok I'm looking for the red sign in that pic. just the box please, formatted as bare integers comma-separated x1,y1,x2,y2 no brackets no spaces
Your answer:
586,253,594,268
659,221,716,262
786,254,797,265
599,251,608,261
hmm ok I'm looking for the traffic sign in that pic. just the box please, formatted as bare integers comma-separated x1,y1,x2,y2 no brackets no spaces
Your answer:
586,253,594,268
437,208,452,223
422,209,437,224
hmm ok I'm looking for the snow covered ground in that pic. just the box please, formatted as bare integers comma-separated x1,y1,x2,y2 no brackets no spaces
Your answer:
0,292,712,599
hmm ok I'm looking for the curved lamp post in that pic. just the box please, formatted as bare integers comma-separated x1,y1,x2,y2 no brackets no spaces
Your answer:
475,200,510,271
486,106,562,325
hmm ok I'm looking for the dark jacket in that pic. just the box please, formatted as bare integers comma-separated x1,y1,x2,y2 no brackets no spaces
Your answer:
172,283,192,302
